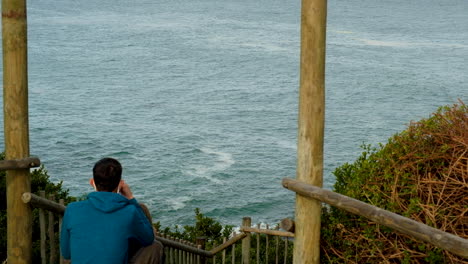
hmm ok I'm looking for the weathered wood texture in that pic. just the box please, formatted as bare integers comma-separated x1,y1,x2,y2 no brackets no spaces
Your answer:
59,199,65,264
209,233,247,255
256,224,260,264
48,195,56,264
280,218,295,233
284,238,288,264
240,227,295,238
196,237,207,264
154,235,212,258
39,191,46,264
265,225,269,264
283,178,468,258
231,236,236,264
275,226,279,264
221,237,226,264
22,192,66,215
3,0,31,261
0,156,40,170
295,0,327,262
241,217,251,264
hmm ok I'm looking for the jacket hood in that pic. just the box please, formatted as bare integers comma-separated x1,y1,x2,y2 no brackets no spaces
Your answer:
87,192,131,213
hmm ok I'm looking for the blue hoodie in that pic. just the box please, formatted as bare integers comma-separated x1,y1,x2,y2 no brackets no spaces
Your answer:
60,192,155,264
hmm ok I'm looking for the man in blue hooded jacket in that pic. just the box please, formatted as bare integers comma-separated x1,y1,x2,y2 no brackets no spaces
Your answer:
60,158,158,263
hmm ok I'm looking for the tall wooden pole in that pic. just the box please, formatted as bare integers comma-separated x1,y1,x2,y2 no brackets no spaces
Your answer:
294,0,327,262
241,217,251,264
2,0,31,262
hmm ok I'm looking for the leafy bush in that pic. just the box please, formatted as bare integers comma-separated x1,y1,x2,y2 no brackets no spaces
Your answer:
157,208,234,249
157,210,293,263
320,102,467,263
0,153,74,262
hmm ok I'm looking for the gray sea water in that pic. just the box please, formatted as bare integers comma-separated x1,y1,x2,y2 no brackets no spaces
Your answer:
0,0,467,226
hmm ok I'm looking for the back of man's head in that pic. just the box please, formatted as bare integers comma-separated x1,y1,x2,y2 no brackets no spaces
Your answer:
93,158,122,192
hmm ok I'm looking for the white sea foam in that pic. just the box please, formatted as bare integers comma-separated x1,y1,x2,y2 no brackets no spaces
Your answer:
276,140,297,150
240,43,290,52
169,196,191,210
332,30,355,34
355,38,413,47
185,166,224,184
200,147,236,169
355,38,468,49
184,147,235,184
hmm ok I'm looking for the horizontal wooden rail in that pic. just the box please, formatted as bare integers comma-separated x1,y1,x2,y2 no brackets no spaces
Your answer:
155,235,213,257
282,178,468,258
240,227,295,238
0,156,40,170
22,192,66,215
210,232,247,255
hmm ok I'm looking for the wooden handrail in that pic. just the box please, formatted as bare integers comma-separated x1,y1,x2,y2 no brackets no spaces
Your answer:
155,235,213,258
210,233,247,255
22,192,66,215
240,227,294,238
282,178,468,258
22,191,291,260
0,157,40,170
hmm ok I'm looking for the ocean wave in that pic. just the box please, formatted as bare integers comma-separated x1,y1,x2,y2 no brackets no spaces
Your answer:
200,147,235,168
168,196,191,210
332,30,355,34
183,147,235,184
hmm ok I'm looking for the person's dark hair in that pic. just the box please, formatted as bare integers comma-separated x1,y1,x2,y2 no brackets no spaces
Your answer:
93,158,122,192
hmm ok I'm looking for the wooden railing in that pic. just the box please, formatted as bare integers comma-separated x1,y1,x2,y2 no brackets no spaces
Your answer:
22,192,295,264
22,191,65,264
208,217,293,264
128,217,295,264
282,178,468,259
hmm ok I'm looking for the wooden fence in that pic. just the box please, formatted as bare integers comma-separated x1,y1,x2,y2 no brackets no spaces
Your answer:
282,178,468,259
22,191,295,264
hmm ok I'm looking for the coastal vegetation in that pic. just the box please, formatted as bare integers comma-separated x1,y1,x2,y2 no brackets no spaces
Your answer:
321,101,467,263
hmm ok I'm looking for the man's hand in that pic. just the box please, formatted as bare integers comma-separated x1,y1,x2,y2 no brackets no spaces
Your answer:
118,180,134,200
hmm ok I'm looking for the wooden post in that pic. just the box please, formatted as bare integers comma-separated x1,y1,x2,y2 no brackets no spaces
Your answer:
231,232,236,264
284,238,288,264
39,191,47,264
2,0,31,261
59,199,65,264
265,225,269,264
169,236,174,264
197,244,202,264
196,237,206,264
241,217,251,264
256,224,260,264
294,0,327,262
49,195,57,264
275,226,279,264
177,239,182,264
222,237,226,264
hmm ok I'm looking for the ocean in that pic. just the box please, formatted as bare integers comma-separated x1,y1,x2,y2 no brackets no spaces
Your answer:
0,0,466,226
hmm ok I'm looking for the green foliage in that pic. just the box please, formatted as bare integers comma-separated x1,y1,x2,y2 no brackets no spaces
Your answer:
157,210,294,263
320,102,467,263
158,208,234,248
0,153,75,262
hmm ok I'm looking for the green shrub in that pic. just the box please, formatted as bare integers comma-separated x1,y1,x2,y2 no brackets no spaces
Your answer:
157,208,234,249
320,102,467,263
